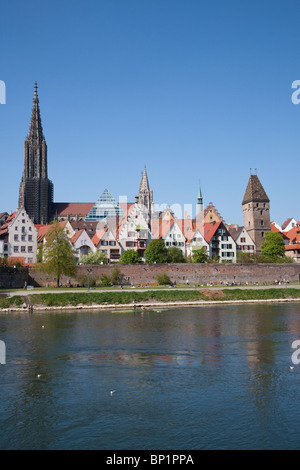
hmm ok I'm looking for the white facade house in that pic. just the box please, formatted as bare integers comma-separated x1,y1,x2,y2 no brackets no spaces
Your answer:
0,208,38,263
118,203,152,258
71,229,96,260
163,221,186,255
282,218,298,232
186,228,209,258
230,226,255,254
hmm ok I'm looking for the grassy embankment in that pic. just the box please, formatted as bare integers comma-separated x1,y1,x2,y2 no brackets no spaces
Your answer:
1,287,300,309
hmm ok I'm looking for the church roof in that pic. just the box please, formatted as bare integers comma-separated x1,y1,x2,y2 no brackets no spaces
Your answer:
242,174,269,205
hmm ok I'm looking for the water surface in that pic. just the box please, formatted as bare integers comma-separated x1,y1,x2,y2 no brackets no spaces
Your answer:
0,303,300,450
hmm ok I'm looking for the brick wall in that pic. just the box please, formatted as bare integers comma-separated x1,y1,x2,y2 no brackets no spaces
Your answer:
27,263,300,287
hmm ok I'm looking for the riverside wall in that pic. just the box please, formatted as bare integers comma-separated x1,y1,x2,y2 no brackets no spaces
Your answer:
19,263,300,287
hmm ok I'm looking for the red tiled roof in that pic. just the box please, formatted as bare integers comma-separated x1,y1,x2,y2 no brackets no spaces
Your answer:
285,244,300,251
70,229,83,244
52,202,94,217
203,221,222,243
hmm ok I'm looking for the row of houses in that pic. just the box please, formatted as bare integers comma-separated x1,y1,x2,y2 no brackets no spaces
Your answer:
0,203,255,265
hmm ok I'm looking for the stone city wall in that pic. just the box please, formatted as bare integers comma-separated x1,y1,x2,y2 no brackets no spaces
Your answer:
24,263,300,287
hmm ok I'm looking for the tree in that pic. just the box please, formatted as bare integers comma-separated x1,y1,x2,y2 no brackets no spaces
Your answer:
192,247,210,263
119,249,141,264
42,222,76,286
167,246,186,263
80,250,107,264
261,232,286,261
144,239,168,263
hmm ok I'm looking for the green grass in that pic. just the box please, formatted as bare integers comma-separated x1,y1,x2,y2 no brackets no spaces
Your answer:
1,287,300,310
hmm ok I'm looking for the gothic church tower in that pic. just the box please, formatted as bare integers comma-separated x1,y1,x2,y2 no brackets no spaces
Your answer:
135,166,153,228
242,172,270,252
19,83,53,224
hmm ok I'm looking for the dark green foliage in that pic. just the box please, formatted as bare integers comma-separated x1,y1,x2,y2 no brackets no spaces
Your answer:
144,239,168,263
166,247,186,263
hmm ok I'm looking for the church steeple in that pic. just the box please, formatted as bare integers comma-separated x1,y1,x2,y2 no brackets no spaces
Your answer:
18,83,53,224
135,166,153,227
196,182,203,215
28,82,44,146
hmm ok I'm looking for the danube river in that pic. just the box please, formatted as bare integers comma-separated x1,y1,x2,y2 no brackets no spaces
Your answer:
1,303,300,450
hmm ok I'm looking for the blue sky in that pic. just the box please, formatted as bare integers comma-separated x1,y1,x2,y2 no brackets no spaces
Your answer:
1,0,299,225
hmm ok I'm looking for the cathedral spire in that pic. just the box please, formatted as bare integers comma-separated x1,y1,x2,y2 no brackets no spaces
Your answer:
28,81,44,145
19,83,53,224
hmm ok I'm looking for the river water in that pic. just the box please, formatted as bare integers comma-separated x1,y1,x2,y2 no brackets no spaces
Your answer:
0,303,300,450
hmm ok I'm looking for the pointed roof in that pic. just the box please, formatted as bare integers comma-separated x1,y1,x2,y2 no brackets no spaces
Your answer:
242,174,269,205
197,182,203,201
85,189,123,222
27,81,44,144
139,166,150,193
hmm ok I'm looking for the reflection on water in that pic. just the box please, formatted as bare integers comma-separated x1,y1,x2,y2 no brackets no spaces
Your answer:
0,303,300,449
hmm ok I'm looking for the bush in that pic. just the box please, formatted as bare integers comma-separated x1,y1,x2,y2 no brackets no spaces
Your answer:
100,274,111,287
156,273,171,285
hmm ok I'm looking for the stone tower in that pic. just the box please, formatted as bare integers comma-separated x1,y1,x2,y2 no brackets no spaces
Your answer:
242,173,270,252
18,82,53,224
135,166,153,227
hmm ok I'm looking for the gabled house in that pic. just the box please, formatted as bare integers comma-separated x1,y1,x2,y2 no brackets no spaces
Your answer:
92,224,122,263
118,203,152,258
70,229,96,261
186,227,209,258
204,221,236,262
0,208,38,263
229,226,255,254
161,220,186,254
281,218,297,232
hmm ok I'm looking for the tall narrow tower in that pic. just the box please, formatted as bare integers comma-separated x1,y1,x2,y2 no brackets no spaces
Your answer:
196,182,204,216
18,82,53,224
242,172,270,252
135,166,153,227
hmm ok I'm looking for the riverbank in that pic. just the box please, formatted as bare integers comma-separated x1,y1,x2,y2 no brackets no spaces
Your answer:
1,287,300,312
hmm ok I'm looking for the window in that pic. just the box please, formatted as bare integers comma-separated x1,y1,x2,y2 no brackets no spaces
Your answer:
261,232,264,237
21,246,26,252
29,227,32,231
14,246,19,252
27,258,33,263
261,220,264,226
109,241,116,246
22,227,25,233
15,226,18,231
221,236,228,241
28,235,32,241
28,246,33,253
240,237,246,243
22,219,25,223
14,235,18,241
21,235,26,241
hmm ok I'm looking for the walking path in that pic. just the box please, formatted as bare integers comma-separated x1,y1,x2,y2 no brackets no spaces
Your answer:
2,283,300,297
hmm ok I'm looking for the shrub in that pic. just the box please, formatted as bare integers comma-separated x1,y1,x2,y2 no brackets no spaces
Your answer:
156,273,171,285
